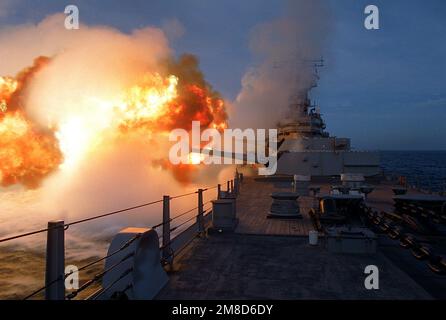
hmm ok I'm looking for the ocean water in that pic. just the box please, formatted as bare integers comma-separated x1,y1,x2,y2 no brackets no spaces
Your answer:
380,151,446,192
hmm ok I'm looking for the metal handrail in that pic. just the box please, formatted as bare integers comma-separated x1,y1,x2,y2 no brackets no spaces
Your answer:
4,175,241,300
66,252,135,300
0,183,223,244
22,233,142,300
0,199,164,244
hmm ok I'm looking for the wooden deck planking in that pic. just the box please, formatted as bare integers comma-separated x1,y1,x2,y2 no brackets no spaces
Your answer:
234,178,428,237
156,178,446,300
157,234,432,300
235,177,315,236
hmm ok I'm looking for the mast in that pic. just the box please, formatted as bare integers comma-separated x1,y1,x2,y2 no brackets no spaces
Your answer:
278,58,327,138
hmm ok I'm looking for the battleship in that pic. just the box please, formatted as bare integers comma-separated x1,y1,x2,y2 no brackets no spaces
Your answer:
236,59,381,178
275,62,381,177
154,64,446,300
1,63,445,301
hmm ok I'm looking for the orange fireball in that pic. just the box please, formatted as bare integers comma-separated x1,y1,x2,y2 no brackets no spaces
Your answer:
0,57,63,188
0,54,228,188
0,112,62,188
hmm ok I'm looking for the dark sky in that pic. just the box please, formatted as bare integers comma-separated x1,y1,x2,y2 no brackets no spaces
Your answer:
1,0,445,150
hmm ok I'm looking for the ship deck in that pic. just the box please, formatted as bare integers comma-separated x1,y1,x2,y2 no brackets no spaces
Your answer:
235,178,314,236
156,177,445,300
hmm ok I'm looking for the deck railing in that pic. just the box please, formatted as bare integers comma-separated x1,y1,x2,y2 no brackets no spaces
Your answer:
0,172,242,300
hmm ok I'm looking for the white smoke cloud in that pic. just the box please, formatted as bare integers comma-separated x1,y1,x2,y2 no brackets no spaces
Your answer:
0,14,232,248
230,0,333,130
0,13,170,76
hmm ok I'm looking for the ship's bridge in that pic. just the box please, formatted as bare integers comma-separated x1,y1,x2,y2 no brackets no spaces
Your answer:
278,105,328,139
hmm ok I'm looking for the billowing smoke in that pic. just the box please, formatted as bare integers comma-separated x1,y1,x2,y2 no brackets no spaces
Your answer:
230,0,333,130
0,14,233,247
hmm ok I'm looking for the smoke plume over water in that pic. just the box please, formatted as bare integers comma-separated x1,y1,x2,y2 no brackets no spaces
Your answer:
230,0,333,130
0,2,334,299
0,14,232,248
0,0,332,267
